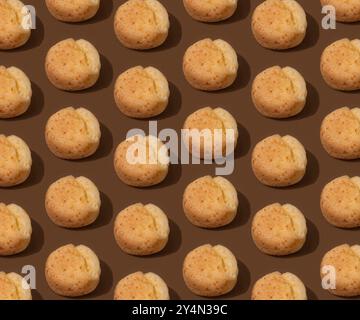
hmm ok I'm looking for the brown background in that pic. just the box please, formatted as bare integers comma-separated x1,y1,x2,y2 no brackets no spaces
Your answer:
1,0,360,300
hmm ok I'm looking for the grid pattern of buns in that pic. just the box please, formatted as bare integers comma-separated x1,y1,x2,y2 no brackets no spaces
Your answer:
1,0,360,300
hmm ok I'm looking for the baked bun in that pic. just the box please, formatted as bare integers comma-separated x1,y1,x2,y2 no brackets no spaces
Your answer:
0,272,32,300
45,38,101,91
183,0,238,22
251,203,307,255
252,66,307,118
114,271,169,300
114,66,169,118
183,38,238,91
0,134,32,187
183,176,238,228
45,0,100,22
320,107,360,160
183,107,238,158
321,244,360,297
45,244,101,297
252,271,307,300
0,203,31,256
252,134,307,187
45,107,101,160
114,135,169,187
321,39,360,91
320,0,360,23
251,0,307,50
114,203,169,255
0,66,32,118
321,176,360,228
183,244,238,297
45,176,101,228
114,0,169,50
0,0,31,50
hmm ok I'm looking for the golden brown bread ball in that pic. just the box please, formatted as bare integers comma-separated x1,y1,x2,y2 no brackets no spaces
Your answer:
0,134,32,187
114,66,169,118
45,244,101,297
0,272,32,300
114,271,169,300
321,0,360,23
252,134,307,187
251,0,307,50
252,66,307,118
45,107,101,160
183,244,238,297
321,39,360,91
251,203,307,256
0,66,32,118
183,176,238,228
321,244,360,297
45,0,100,22
0,0,31,50
183,0,238,22
252,272,307,300
320,107,360,160
114,135,169,187
183,107,238,159
0,203,31,256
114,0,169,50
45,176,101,228
45,38,101,91
183,38,238,91
114,203,169,255
321,176,360,228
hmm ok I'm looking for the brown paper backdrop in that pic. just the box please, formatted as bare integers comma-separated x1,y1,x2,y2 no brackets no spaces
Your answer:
1,0,360,300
